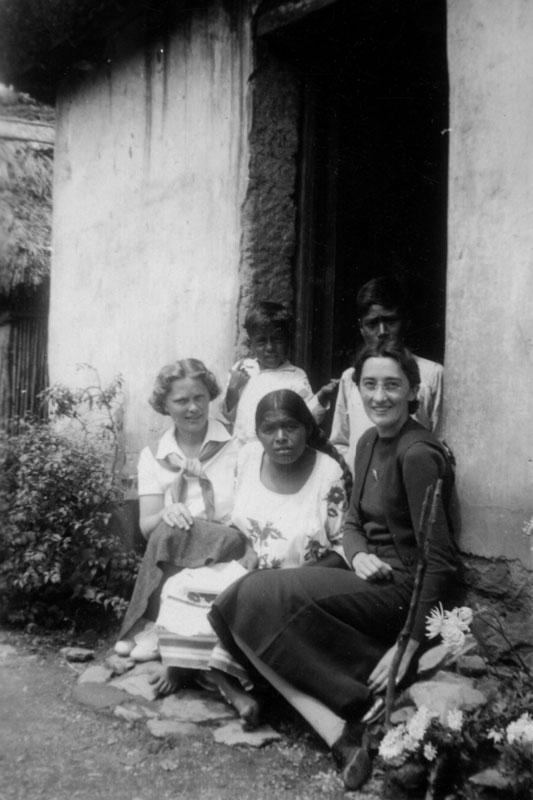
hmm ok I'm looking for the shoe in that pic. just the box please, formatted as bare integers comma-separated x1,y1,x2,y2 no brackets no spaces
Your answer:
130,643,160,662
339,745,372,791
114,640,134,656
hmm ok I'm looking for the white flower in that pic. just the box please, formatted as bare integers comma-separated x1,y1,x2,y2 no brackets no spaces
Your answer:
379,725,409,763
425,604,474,652
440,620,466,655
487,729,503,744
407,705,436,742
446,708,463,732
425,603,446,639
424,743,437,761
506,713,533,745
453,607,474,630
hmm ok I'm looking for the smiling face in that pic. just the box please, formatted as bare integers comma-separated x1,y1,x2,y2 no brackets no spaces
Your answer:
358,356,417,438
163,377,210,438
249,325,289,370
359,304,403,347
256,409,308,465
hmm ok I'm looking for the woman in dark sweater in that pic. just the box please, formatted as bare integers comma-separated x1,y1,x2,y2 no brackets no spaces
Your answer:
208,343,457,790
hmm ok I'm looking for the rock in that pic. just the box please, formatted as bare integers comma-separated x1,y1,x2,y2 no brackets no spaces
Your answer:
74,682,129,709
60,647,94,663
407,670,487,724
0,644,18,659
146,719,200,739
105,654,135,676
110,672,159,702
159,690,235,723
468,768,515,790
213,721,282,747
417,644,456,675
457,654,487,677
114,702,159,722
78,665,114,684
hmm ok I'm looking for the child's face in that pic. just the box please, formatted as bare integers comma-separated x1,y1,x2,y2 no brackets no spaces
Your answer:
250,325,288,370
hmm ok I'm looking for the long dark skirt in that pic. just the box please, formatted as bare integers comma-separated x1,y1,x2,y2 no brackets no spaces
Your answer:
208,565,414,722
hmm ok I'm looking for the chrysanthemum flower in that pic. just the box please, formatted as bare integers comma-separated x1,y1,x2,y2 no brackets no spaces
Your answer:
506,713,533,745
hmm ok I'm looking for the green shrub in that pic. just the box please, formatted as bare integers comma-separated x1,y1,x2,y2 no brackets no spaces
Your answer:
0,370,140,629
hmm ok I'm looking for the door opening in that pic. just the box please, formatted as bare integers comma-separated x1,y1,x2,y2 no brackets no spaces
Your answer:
264,0,449,395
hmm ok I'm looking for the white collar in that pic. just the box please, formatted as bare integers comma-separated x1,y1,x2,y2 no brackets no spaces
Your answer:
156,417,232,459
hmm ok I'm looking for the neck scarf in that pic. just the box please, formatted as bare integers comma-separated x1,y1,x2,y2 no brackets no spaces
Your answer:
155,432,228,521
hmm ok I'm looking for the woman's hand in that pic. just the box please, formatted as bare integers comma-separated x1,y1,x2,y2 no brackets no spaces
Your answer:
367,638,419,695
352,552,393,582
161,502,193,530
239,547,259,572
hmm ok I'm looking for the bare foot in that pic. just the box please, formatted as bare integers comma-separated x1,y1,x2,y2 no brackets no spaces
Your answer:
210,668,260,730
149,665,188,697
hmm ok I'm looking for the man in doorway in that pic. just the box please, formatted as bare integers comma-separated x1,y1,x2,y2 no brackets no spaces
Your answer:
330,276,443,475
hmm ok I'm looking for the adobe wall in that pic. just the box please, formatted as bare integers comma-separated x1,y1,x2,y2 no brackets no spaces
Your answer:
446,0,533,657
235,40,301,353
49,1,253,467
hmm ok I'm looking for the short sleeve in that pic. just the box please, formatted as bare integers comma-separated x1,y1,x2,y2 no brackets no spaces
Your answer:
137,447,165,497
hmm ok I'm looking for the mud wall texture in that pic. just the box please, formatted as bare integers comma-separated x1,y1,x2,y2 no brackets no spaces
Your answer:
49,1,253,466
235,40,301,353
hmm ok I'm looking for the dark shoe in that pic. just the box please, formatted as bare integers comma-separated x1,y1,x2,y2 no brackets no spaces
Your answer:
331,722,364,767
332,724,373,791
340,745,372,791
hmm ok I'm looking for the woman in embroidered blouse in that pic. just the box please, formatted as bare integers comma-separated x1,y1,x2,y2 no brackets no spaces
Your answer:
208,344,457,790
206,388,350,724
115,359,243,692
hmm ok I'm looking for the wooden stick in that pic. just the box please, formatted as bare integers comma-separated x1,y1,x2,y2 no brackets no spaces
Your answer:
384,479,443,726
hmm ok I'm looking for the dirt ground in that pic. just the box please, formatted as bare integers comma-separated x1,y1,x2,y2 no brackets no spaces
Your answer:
0,626,383,800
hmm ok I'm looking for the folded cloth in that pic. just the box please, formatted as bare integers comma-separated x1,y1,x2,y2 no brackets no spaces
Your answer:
118,518,246,640
156,561,248,637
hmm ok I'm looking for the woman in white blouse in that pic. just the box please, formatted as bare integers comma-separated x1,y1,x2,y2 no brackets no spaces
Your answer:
115,359,244,693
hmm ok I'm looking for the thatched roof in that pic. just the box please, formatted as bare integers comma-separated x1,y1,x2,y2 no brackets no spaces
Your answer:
0,85,54,296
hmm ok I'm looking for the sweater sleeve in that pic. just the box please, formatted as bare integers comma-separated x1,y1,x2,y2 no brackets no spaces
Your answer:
402,442,457,641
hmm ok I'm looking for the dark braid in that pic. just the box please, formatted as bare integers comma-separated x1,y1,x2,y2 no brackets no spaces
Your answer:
307,426,353,499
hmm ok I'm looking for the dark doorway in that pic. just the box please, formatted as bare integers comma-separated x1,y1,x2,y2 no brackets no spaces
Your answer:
261,0,449,392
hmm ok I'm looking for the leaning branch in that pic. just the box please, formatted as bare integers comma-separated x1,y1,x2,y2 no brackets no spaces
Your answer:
384,479,443,726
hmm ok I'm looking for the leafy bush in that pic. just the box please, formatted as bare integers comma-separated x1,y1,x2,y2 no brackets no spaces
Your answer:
0,369,140,629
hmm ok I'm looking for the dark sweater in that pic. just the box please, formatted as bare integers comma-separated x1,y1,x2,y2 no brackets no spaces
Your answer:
342,418,457,641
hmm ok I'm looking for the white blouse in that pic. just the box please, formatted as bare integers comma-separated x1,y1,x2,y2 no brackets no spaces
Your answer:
137,418,240,524
231,441,348,569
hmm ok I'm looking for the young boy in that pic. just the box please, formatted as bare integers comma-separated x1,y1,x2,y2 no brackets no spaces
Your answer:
220,301,335,443
330,276,443,475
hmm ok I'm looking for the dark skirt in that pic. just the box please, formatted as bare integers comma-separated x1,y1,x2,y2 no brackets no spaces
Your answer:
208,565,414,721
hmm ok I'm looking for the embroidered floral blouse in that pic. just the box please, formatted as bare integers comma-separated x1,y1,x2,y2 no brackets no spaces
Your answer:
231,441,348,569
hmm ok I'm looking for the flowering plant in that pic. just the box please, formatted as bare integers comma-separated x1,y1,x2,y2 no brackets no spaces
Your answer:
379,705,464,767
425,603,474,655
376,604,533,799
